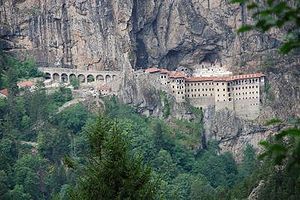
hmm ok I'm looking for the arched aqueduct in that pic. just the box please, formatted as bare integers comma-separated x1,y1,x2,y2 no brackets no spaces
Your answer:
38,67,121,84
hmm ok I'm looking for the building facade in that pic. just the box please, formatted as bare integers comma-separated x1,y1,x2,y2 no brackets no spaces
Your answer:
145,67,265,120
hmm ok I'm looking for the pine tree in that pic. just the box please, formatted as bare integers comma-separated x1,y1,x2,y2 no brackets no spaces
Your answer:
70,117,158,200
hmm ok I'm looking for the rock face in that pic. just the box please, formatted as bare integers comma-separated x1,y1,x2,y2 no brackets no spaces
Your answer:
0,0,281,70
1,0,300,156
0,0,133,71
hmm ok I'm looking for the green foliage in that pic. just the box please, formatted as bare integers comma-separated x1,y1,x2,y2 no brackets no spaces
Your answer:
37,126,71,162
231,0,300,53
264,118,283,126
160,91,171,118
70,77,80,90
70,117,159,200
50,87,73,107
0,54,42,89
259,128,300,171
9,185,31,200
53,104,92,134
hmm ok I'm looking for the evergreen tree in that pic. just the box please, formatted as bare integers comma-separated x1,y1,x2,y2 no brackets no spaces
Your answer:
70,117,158,200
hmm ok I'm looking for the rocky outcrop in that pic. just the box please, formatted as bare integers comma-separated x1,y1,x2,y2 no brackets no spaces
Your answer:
248,180,265,200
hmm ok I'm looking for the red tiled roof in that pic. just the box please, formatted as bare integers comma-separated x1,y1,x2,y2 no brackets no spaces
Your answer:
145,67,160,73
186,77,214,82
169,71,186,79
17,80,34,88
0,89,8,97
160,69,169,74
188,73,265,82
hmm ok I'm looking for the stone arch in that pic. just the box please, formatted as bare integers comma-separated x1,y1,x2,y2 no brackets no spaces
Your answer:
61,73,68,83
96,74,104,82
78,74,85,83
69,74,76,81
87,74,95,83
105,74,111,83
53,73,60,82
45,72,51,80
112,75,117,80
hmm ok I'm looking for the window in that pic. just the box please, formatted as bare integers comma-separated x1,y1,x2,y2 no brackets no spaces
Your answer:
217,89,219,91
222,83,224,85
223,89,225,91
217,83,219,85
172,86,175,88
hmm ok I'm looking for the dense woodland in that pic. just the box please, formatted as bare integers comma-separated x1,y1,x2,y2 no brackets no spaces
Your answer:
0,52,300,199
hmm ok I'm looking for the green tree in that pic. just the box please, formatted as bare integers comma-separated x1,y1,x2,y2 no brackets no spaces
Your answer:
37,125,71,163
239,144,258,179
190,178,216,200
54,104,90,134
9,185,31,200
14,155,50,200
70,117,158,200
152,149,177,181
0,170,9,200
70,77,80,90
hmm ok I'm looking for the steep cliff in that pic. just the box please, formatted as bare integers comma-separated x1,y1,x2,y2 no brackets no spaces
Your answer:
0,0,283,70
1,0,299,156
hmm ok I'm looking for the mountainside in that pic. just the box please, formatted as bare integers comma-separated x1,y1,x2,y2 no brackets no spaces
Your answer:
0,0,281,69
1,0,300,157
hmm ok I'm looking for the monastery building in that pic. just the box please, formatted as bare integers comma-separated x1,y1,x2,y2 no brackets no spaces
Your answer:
145,65,265,120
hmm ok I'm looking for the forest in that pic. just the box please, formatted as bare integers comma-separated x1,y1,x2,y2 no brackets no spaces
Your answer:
0,52,300,200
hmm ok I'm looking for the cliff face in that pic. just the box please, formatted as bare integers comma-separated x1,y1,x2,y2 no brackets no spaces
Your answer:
0,0,280,70
1,0,299,156
0,0,133,71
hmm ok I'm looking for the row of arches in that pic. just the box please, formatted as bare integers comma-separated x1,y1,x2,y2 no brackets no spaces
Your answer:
45,73,117,83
